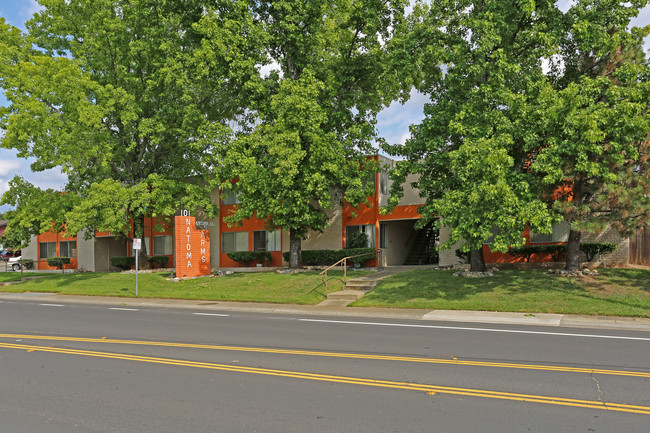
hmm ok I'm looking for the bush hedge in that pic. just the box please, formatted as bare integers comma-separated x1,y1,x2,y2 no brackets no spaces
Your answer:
346,232,369,249
47,257,71,269
580,242,617,262
282,248,376,266
507,244,567,262
227,251,272,267
148,256,171,268
18,259,33,270
110,256,136,271
455,249,470,264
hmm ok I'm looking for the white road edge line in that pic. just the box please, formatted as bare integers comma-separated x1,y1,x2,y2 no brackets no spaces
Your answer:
38,303,64,307
299,319,650,341
193,313,230,317
109,307,139,311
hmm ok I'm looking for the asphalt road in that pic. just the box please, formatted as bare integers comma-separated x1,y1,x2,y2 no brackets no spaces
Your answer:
1,298,649,432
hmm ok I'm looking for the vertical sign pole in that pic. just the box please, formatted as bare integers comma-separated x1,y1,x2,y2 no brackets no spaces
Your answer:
133,238,142,297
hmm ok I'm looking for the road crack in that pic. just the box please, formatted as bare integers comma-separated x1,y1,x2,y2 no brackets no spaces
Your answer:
591,374,605,404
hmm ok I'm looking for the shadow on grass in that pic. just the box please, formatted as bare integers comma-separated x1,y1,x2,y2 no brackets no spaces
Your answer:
15,272,105,289
362,269,650,315
365,270,499,302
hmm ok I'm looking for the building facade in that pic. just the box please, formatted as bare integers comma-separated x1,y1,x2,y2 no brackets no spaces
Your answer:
18,156,630,271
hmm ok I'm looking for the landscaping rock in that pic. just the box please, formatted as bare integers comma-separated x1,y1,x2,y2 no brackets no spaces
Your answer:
454,270,495,278
547,268,599,276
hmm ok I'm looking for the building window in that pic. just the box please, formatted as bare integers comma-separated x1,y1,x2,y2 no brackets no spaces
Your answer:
345,225,376,248
253,230,281,252
222,232,248,253
153,235,173,255
379,224,387,248
59,241,77,258
379,170,390,196
221,189,241,205
39,242,57,259
530,221,570,243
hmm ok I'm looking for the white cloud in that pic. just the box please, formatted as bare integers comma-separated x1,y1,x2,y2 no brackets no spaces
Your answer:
376,89,429,146
0,159,22,177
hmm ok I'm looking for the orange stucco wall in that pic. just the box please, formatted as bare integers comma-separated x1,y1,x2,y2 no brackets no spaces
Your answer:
482,228,566,264
126,217,175,267
219,201,284,267
36,230,78,270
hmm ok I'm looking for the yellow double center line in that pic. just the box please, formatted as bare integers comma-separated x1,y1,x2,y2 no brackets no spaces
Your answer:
1,341,650,415
1,333,648,379
1,334,650,415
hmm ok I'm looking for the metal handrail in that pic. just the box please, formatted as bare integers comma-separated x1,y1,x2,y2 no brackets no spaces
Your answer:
319,250,381,295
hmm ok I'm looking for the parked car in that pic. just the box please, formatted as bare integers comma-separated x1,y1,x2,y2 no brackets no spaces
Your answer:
8,256,24,271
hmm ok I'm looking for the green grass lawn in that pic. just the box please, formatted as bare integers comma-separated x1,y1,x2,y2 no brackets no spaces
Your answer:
0,270,364,305
350,268,650,317
0,272,52,283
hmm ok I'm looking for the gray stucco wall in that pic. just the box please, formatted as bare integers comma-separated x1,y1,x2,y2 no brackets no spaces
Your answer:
22,235,38,261
76,232,95,271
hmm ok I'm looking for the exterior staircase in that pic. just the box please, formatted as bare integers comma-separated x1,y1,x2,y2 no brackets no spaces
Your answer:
321,278,377,306
403,224,439,265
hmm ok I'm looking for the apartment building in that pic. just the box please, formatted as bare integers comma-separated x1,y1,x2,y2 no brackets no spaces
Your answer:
19,156,629,271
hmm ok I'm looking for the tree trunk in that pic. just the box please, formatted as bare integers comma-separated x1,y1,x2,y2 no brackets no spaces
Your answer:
133,214,150,270
469,247,486,272
289,229,303,269
565,229,582,271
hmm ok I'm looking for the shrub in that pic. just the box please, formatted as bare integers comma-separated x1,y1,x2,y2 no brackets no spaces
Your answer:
47,257,71,269
111,256,136,271
148,256,170,268
18,259,33,270
506,244,567,262
282,248,376,266
227,251,272,267
346,232,369,249
539,244,567,262
507,245,542,262
455,249,470,264
580,242,617,262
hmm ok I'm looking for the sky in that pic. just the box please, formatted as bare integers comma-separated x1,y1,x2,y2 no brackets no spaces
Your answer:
0,0,648,213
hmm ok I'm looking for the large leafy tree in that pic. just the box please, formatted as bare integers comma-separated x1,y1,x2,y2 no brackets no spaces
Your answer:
385,0,561,271
530,0,650,271
0,1,248,265
204,0,408,268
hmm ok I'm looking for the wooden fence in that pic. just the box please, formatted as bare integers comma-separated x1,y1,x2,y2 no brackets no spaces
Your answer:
629,226,650,265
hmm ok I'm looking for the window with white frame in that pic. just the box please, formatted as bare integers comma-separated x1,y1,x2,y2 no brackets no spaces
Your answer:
39,242,57,259
253,230,281,252
345,225,376,248
59,240,77,258
530,221,570,243
153,235,173,255
222,232,248,253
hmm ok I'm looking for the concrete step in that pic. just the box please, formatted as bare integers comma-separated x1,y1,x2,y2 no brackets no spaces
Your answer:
326,290,366,301
344,279,377,289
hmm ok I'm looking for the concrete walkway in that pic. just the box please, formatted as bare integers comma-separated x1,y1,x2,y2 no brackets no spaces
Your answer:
1,290,649,332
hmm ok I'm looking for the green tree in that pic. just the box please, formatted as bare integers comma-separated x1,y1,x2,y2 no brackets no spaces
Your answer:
530,0,650,271
0,1,249,267
205,0,407,268
384,0,561,272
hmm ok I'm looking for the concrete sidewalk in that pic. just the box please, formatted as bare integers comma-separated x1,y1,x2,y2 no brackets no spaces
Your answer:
1,290,649,332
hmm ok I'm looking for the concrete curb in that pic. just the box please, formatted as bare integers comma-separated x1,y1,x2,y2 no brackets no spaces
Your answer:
1,291,649,332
